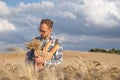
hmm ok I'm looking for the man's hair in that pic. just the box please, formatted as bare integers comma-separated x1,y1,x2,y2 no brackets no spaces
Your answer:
40,19,53,29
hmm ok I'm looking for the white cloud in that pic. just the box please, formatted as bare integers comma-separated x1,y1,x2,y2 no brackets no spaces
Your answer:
0,0,120,51
0,1,11,15
0,19,16,31
11,1,78,20
82,0,120,27
52,0,120,27
40,1,54,7
19,1,54,8
57,33,120,44
12,1,54,13
1,0,120,28
56,34,93,43
26,15,41,24
58,11,77,20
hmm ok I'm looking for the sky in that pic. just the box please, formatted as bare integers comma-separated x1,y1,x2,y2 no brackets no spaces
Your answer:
0,0,120,52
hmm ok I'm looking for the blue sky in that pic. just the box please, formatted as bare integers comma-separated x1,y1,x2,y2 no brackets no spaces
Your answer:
0,0,120,52
2,0,40,6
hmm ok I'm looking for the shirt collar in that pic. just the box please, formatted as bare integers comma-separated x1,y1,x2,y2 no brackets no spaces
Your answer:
40,34,54,41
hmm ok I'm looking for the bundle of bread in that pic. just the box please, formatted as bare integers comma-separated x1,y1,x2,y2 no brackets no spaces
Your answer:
25,39,59,60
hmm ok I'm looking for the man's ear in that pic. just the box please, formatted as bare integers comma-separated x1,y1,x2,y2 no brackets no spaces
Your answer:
49,28,52,32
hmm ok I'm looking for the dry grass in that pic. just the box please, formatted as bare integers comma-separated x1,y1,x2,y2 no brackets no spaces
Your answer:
0,50,120,80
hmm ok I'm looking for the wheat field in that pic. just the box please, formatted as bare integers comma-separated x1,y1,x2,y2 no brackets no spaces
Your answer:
0,50,120,80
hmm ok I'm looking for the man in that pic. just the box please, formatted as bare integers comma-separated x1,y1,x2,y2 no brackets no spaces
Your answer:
25,19,63,70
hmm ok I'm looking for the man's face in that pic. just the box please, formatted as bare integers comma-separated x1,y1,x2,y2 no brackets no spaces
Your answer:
39,24,52,39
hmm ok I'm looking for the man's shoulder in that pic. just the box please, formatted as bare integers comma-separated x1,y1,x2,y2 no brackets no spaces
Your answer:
51,35,62,45
34,36,42,40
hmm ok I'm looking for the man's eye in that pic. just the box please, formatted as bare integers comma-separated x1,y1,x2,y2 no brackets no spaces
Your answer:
40,30,46,33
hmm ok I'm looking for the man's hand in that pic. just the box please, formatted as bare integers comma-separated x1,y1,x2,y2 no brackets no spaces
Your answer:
35,56,45,65
35,56,45,70
34,56,45,70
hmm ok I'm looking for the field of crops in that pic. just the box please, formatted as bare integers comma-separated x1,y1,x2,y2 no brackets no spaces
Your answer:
0,50,120,80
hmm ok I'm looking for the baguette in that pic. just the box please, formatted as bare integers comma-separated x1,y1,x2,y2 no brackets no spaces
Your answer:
43,41,52,52
45,39,59,60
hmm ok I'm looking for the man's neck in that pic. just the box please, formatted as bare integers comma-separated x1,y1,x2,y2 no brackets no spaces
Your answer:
43,35,51,40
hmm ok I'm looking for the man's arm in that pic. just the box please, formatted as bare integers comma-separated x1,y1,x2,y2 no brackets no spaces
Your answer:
25,49,35,64
34,39,63,67
44,42,63,66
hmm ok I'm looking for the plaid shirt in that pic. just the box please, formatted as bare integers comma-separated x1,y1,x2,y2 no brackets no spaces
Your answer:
25,35,63,67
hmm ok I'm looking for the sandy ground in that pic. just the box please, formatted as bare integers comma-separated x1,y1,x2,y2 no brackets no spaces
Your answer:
0,50,120,66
